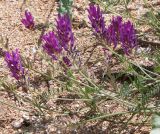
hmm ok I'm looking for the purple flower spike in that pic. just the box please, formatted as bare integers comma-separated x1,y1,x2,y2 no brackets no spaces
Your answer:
120,21,137,55
5,49,24,80
105,16,137,55
42,31,62,60
106,16,123,48
56,14,74,51
87,4,106,36
21,10,35,29
63,56,72,67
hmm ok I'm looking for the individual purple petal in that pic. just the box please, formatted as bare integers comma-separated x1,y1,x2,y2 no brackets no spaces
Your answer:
42,31,62,60
5,49,25,80
21,10,35,29
56,14,74,51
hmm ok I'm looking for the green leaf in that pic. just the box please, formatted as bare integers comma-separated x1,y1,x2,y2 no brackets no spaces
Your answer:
85,87,96,94
58,0,73,16
154,66,160,73
58,7,68,14
66,69,75,79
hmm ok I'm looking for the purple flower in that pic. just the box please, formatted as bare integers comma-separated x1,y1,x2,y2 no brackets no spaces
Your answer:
5,49,24,80
105,16,137,55
120,21,137,55
56,14,74,51
63,56,72,67
21,10,35,29
42,31,62,60
87,4,106,36
106,16,123,48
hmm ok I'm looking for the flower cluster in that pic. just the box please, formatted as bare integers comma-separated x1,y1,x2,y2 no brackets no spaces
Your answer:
87,4,137,55
106,16,137,55
106,16,123,48
42,32,62,60
87,4,106,36
56,14,74,51
42,14,74,67
120,21,137,55
21,10,35,29
5,49,24,80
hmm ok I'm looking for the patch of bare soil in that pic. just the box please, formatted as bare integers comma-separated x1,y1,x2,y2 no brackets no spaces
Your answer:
0,92,21,134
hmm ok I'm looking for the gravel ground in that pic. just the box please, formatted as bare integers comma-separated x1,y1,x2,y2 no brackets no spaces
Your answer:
0,0,159,133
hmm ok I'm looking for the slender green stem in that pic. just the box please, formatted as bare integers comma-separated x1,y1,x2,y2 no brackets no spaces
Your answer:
63,73,94,89
78,69,99,88
87,111,130,122
52,97,92,101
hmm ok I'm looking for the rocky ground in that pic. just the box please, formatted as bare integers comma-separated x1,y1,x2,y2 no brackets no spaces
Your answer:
0,0,160,133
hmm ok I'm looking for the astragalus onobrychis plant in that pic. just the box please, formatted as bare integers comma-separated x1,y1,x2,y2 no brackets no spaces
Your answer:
1,2,160,133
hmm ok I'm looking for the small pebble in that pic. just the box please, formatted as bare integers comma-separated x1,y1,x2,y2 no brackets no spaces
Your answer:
22,113,30,121
12,118,24,129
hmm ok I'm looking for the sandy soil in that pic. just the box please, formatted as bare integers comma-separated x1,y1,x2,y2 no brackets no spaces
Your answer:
0,0,160,133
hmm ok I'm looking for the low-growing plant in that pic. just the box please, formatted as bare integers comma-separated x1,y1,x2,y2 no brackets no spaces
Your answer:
1,1,160,133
